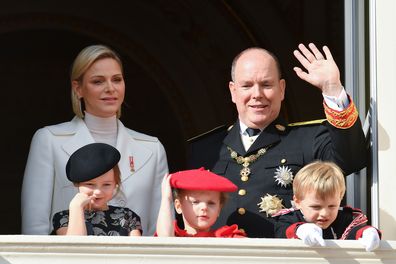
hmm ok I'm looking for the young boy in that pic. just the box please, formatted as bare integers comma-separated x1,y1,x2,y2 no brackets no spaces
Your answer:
156,167,245,237
274,161,381,251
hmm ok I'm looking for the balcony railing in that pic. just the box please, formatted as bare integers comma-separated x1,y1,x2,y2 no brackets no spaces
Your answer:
0,235,395,264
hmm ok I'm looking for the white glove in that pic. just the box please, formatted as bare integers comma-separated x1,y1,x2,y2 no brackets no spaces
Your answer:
359,227,380,251
296,223,326,246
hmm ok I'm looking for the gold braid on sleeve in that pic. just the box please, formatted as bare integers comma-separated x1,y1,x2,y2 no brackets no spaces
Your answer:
323,95,358,129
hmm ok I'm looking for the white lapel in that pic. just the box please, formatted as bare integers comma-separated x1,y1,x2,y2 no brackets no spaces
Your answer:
116,120,153,182
61,117,95,156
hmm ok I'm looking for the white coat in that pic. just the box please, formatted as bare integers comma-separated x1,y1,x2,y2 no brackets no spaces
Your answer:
21,116,168,235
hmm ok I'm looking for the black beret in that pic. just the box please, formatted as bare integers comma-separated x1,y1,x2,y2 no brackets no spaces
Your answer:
66,143,121,183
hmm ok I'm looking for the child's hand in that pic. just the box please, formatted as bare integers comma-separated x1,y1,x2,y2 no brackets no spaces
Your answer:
70,192,92,210
157,173,175,236
359,227,380,251
161,173,173,202
296,223,326,246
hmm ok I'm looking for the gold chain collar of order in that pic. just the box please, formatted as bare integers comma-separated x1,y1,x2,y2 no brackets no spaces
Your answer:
227,146,269,182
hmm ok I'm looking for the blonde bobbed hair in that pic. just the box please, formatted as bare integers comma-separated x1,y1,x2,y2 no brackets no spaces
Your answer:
70,44,124,118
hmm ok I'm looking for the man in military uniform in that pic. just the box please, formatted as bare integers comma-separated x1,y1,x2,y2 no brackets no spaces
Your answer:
186,43,367,238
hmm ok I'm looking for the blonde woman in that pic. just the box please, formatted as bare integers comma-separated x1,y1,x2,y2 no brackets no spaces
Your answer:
21,44,168,235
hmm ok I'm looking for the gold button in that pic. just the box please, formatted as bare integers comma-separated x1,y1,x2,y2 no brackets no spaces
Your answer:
241,176,249,182
238,189,246,196
238,208,246,215
281,158,286,164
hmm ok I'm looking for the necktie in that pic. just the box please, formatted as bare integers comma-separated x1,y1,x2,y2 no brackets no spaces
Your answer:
246,127,261,137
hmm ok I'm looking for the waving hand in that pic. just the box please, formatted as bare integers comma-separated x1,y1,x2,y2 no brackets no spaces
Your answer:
293,43,343,97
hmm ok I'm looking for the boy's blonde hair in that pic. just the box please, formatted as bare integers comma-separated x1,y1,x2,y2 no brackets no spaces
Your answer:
293,161,345,200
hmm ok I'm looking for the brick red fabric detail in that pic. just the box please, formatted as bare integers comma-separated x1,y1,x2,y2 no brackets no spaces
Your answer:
286,222,304,239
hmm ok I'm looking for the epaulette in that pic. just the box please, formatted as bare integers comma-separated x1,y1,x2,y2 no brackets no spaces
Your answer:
287,119,327,127
340,206,362,214
187,125,228,142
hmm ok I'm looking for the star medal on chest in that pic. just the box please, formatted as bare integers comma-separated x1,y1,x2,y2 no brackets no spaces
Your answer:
274,165,294,187
257,194,285,217
228,146,269,182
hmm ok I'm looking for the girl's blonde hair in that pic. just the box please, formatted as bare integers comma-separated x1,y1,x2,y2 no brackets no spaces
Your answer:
113,165,122,197
293,161,345,200
70,44,124,118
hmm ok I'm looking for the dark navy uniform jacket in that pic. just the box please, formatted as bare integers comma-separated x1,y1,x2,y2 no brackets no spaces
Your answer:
186,117,367,238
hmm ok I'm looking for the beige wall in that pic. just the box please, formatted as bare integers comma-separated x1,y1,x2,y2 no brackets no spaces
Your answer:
375,0,396,240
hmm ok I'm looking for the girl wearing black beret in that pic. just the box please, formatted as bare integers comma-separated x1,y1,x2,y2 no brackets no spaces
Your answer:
52,143,142,236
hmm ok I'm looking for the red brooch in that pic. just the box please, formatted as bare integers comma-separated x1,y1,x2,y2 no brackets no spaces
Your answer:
129,156,135,172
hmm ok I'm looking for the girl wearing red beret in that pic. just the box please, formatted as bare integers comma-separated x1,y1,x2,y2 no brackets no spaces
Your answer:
156,168,245,237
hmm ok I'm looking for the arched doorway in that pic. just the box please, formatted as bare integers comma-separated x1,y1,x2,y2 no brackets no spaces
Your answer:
0,1,345,234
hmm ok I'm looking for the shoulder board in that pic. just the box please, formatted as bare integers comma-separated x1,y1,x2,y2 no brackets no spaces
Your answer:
288,119,327,127
187,125,228,142
340,206,362,213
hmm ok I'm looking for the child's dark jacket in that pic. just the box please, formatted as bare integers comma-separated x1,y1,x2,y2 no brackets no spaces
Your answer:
274,206,380,240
